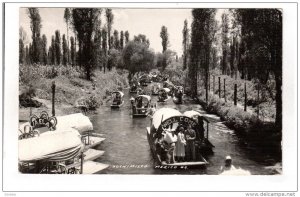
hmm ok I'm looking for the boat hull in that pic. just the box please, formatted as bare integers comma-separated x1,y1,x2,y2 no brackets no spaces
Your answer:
173,97,183,104
111,101,124,108
146,127,209,167
157,97,170,102
133,114,147,118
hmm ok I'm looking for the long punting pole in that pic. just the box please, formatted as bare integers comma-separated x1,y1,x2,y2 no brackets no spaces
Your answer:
52,81,56,116
206,122,209,139
80,152,84,174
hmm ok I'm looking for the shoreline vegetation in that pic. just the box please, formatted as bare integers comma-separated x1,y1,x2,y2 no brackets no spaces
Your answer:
19,64,129,121
195,85,281,157
166,68,281,157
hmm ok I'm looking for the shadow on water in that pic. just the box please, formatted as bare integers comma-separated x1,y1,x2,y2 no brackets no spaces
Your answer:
89,86,280,175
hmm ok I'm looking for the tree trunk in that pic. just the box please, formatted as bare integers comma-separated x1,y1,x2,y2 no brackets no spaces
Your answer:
67,23,69,64
244,82,247,112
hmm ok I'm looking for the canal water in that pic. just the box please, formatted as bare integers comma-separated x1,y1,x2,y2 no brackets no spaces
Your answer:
90,84,279,175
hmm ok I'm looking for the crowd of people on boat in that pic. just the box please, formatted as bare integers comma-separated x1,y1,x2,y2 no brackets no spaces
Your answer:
154,117,206,164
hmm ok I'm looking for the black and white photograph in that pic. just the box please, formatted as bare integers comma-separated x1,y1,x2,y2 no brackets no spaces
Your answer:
1,1,298,194
17,6,283,175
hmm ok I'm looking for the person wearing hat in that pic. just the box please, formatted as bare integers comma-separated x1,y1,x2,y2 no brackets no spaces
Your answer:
130,97,136,114
220,155,236,172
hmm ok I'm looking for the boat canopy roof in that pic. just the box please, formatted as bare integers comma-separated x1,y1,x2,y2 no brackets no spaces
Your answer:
139,74,148,78
19,129,84,162
151,108,200,134
112,91,124,97
136,94,151,101
159,88,170,93
19,113,93,135
183,110,201,118
55,113,93,134
152,108,182,129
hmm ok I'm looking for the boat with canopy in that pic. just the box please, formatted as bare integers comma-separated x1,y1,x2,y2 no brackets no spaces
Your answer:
139,75,151,86
111,91,124,108
151,83,161,95
129,80,140,93
18,112,107,174
146,108,213,167
173,86,184,104
157,88,171,102
131,95,151,117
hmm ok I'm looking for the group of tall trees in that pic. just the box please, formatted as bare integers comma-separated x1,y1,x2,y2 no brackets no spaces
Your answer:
20,8,133,80
20,8,176,80
122,34,155,81
187,9,216,99
235,9,282,129
183,8,282,129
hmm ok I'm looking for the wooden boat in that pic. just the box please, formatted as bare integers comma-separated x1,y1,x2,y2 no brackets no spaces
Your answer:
140,74,152,83
146,108,212,167
131,95,151,118
157,88,171,102
151,83,161,95
18,112,108,174
173,86,184,104
129,89,138,94
129,81,139,93
139,75,152,86
140,79,148,87
111,91,124,108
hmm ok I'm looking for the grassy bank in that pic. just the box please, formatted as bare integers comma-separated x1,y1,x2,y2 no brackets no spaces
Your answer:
163,62,281,155
197,89,281,156
208,72,276,122
19,64,129,120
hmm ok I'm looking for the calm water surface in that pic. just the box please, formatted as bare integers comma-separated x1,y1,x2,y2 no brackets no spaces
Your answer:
89,84,279,175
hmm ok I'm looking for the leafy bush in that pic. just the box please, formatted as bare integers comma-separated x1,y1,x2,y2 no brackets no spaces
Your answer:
19,85,43,107
199,89,261,133
85,95,101,110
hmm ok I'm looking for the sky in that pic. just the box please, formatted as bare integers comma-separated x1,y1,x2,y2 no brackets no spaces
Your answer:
20,8,224,56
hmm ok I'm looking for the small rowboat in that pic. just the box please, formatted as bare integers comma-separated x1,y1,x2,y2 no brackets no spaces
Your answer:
111,91,125,108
